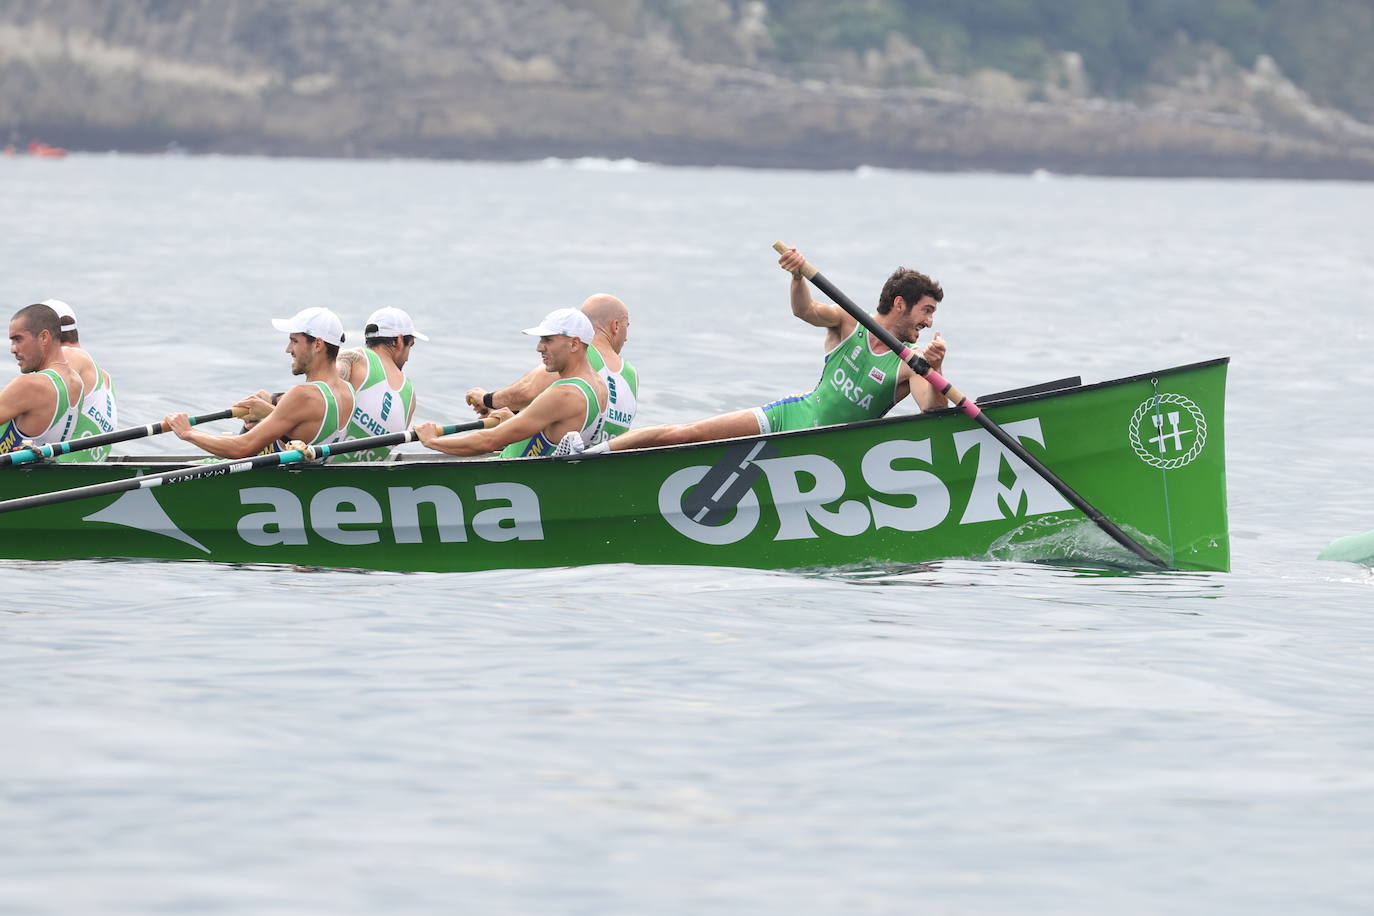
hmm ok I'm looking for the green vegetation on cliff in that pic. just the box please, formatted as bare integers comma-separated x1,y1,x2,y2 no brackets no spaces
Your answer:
5,0,1374,177
639,0,1374,121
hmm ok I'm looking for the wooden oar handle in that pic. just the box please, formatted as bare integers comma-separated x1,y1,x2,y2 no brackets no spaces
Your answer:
773,240,819,279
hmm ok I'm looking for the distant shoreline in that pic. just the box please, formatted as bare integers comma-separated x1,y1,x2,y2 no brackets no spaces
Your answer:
7,2,1374,186
15,128,1374,183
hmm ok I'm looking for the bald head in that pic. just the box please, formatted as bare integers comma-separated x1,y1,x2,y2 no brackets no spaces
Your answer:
579,294,630,354
580,294,627,329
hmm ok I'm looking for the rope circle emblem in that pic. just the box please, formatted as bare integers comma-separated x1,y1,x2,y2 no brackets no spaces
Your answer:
1129,394,1207,469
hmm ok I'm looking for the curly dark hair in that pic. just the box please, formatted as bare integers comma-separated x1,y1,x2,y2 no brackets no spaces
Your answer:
877,268,943,314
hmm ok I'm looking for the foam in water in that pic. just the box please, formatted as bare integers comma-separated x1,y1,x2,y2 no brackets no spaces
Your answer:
540,156,647,171
985,514,1170,570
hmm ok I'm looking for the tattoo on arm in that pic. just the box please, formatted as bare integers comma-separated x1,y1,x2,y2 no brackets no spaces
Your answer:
337,350,363,382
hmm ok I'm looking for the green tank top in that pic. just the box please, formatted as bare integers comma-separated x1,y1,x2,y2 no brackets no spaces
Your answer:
801,324,905,426
255,381,349,455
586,345,638,440
500,377,605,458
0,368,80,453
333,349,415,462
58,357,118,463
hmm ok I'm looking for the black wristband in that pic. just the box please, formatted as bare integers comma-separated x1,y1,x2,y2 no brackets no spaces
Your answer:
483,391,495,410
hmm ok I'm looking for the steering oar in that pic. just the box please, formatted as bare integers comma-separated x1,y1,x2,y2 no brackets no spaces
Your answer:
773,240,1167,569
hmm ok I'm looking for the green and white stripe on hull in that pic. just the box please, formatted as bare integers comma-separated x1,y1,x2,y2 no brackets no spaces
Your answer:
0,359,1230,573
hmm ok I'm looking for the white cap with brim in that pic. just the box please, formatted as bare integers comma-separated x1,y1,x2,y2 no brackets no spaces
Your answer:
365,306,429,342
522,307,595,344
40,298,77,330
271,307,346,347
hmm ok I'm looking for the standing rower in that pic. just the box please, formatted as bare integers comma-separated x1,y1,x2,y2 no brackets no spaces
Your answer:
163,307,355,458
417,308,606,458
331,306,426,462
41,298,118,462
466,294,637,442
1,303,84,454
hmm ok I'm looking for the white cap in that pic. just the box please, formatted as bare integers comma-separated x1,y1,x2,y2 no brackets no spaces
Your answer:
522,307,595,344
271,307,346,347
40,298,77,330
364,306,429,342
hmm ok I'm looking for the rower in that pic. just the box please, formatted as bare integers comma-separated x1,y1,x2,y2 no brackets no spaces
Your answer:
466,294,638,442
41,298,119,462
331,306,427,462
416,308,607,458
1,303,85,455
587,247,949,452
163,307,356,459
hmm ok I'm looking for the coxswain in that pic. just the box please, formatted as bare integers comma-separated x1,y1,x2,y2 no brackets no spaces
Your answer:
587,247,948,452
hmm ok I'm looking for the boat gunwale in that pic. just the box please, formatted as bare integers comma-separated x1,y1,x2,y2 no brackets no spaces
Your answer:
7,357,1230,473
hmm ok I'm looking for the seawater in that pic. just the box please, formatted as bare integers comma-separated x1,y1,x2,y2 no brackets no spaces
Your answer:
2,155,1372,914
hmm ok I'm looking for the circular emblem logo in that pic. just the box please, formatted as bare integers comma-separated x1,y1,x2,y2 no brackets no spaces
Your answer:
1129,394,1208,469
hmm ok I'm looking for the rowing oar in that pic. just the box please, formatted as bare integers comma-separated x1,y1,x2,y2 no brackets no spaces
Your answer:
0,394,286,469
773,241,1168,569
0,418,498,516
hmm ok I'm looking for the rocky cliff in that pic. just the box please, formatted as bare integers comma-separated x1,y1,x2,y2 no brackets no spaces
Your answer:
4,0,1373,179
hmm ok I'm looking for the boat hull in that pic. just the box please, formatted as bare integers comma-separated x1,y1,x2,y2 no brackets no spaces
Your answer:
0,359,1230,572
1318,530,1374,566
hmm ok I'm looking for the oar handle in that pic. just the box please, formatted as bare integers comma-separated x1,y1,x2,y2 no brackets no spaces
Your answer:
300,417,499,462
1,393,285,468
771,241,1166,569
0,417,500,516
773,241,977,415
774,240,821,280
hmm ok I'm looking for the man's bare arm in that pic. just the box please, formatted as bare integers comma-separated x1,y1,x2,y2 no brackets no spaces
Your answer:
466,364,555,415
779,247,847,328
425,385,574,455
0,376,43,429
906,335,951,412
165,387,317,458
336,348,366,386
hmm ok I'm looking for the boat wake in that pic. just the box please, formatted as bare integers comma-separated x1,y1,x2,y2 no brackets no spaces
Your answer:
986,515,1171,572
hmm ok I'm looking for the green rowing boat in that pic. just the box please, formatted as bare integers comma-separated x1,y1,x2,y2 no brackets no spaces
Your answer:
0,358,1229,573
